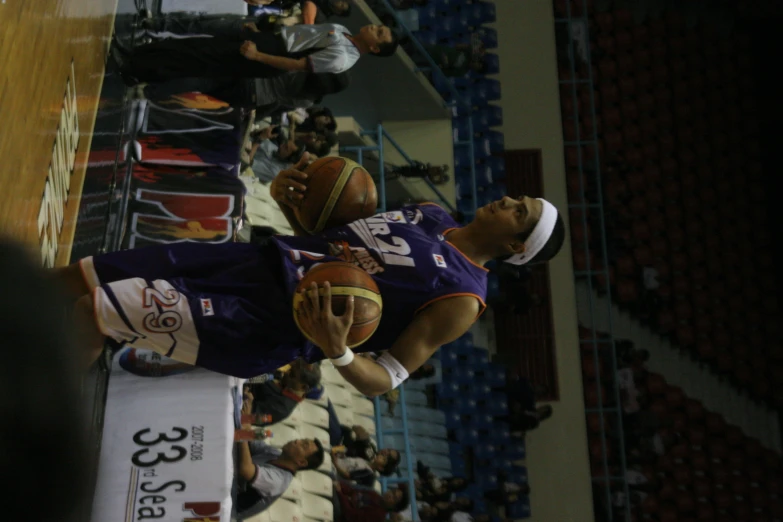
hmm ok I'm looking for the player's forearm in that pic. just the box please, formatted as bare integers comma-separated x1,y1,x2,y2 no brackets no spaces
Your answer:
249,51,308,71
334,354,393,397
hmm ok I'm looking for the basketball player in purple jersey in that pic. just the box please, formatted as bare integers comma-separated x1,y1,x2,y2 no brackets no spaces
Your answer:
56,156,565,395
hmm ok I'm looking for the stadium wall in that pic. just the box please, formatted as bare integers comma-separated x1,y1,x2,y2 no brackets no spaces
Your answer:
491,1,594,520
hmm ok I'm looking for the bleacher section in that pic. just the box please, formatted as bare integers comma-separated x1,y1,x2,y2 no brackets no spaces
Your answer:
557,2,781,408
580,327,783,521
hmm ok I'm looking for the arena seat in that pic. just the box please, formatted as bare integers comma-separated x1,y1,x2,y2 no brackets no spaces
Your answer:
300,470,332,498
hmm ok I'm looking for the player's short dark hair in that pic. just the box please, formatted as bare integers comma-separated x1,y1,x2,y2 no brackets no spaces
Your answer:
380,449,401,476
392,486,411,512
374,33,400,57
305,439,325,470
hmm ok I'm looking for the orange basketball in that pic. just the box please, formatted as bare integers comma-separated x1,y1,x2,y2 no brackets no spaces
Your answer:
294,156,378,234
293,261,382,348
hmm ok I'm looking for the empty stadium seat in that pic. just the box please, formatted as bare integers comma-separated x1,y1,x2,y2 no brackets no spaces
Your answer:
298,423,331,449
297,400,330,429
351,395,376,418
281,476,303,502
330,403,354,426
254,498,302,522
299,491,334,522
266,424,300,448
319,362,345,386
326,384,354,408
300,470,333,498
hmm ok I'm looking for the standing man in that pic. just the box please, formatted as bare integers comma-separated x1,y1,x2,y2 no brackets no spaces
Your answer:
114,23,397,84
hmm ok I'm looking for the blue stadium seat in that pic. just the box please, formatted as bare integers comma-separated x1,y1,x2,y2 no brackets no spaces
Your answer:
436,381,461,400
506,499,532,519
475,473,499,490
482,156,506,178
506,468,529,484
501,443,526,461
469,78,501,102
482,130,505,153
444,410,463,429
416,5,441,25
406,406,446,424
482,52,500,75
413,436,450,455
412,30,439,47
478,27,498,49
489,427,512,445
404,390,428,406
473,443,497,460
440,348,460,368
470,412,495,430
449,398,478,416
455,428,480,445
474,104,503,128
380,417,449,440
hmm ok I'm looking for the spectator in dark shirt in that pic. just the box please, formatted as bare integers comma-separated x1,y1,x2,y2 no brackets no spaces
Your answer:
333,444,401,487
333,481,410,522
244,358,322,426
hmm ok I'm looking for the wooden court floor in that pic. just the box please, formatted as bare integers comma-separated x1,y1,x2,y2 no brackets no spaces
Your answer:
0,0,117,266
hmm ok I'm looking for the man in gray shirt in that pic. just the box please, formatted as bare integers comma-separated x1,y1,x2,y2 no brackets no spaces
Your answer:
113,22,397,84
236,438,325,519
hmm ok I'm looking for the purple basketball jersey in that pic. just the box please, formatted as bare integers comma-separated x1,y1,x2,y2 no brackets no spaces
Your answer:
272,203,488,359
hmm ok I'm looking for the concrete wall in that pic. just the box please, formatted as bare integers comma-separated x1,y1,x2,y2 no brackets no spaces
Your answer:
492,1,595,520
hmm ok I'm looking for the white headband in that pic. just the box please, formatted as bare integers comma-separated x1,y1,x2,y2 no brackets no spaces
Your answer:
504,199,558,266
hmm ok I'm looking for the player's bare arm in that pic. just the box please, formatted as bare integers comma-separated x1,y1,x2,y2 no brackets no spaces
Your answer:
271,154,311,236
300,284,479,396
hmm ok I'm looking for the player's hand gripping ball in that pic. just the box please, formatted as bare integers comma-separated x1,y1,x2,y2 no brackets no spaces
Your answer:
294,262,382,350
291,156,377,234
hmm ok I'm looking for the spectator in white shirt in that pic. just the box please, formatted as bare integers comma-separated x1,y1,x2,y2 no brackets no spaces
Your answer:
235,438,325,519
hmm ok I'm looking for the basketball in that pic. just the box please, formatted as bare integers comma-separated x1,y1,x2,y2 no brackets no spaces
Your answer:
294,156,378,234
293,261,382,348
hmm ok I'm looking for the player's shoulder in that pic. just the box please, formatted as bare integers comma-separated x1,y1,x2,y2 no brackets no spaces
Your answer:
404,202,456,225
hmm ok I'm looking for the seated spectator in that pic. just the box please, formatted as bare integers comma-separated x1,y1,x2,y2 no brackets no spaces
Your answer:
333,446,401,486
416,462,469,503
301,130,338,157
235,437,325,519
244,358,322,425
298,106,338,133
247,127,306,183
333,481,410,522
339,424,379,461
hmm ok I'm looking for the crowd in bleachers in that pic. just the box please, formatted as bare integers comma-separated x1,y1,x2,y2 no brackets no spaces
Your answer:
558,1,781,408
580,326,783,521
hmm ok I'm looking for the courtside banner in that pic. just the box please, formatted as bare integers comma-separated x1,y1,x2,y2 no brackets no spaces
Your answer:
91,350,236,522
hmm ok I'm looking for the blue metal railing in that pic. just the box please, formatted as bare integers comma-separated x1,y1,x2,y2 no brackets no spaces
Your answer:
555,1,631,519
370,0,478,215
340,124,456,213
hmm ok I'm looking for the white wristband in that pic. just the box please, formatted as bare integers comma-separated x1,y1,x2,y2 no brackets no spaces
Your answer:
330,348,355,367
376,352,409,389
